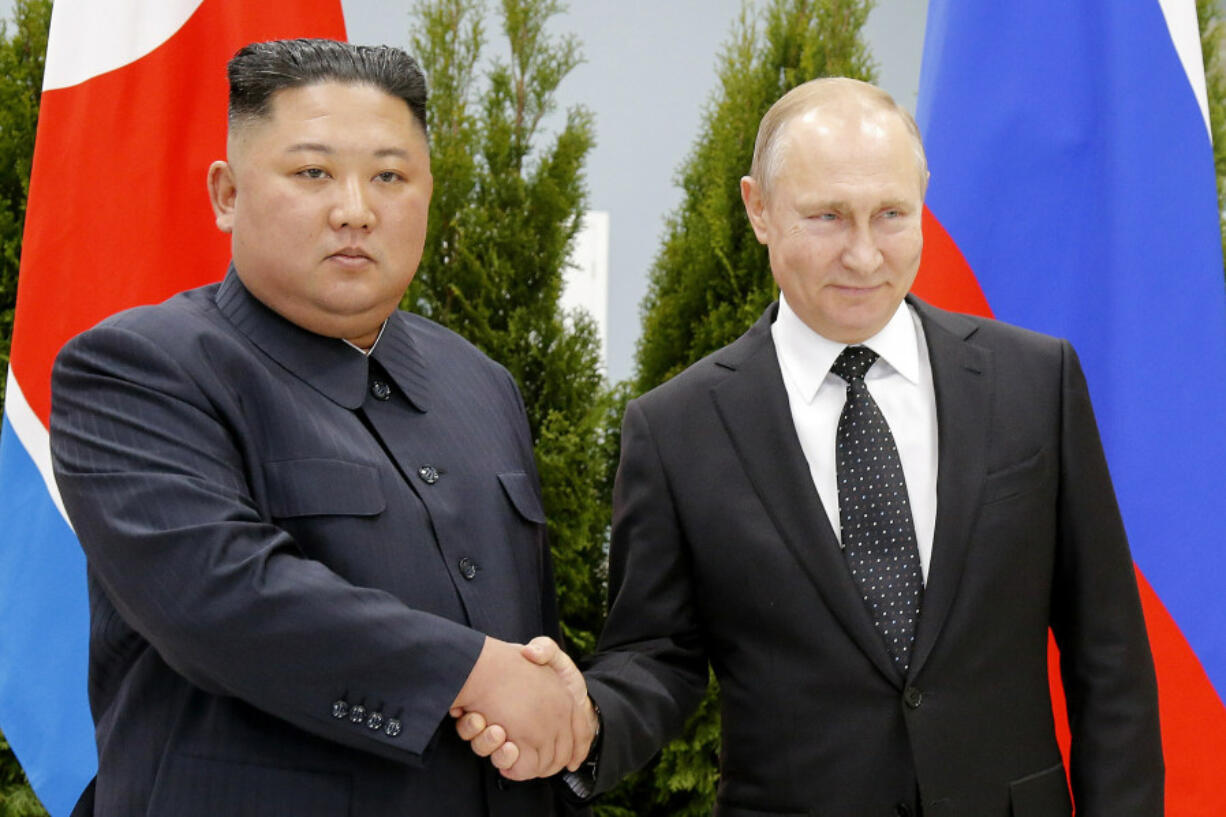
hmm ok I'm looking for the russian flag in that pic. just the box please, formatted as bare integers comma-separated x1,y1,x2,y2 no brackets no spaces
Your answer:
915,1,1226,812
0,2,345,813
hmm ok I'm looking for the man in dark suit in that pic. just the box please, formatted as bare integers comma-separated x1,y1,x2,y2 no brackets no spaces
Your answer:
49,39,591,816
463,77,1163,815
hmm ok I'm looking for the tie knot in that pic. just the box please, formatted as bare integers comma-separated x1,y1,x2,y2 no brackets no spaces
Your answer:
831,345,879,383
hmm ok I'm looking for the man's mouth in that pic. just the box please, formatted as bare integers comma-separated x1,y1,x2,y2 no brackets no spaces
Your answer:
327,247,373,264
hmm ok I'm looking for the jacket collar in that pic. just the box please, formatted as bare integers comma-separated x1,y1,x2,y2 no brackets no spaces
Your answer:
214,266,430,412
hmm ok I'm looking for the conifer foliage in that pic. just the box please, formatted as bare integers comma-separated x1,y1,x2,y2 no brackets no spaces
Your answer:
1197,0,1226,272
408,0,613,655
0,727,46,817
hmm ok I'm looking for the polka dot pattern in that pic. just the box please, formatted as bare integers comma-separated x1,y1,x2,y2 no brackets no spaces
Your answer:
832,345,924,672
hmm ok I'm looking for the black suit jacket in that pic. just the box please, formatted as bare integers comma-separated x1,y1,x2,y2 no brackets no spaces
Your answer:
50,270,576,816
583,297,1162,817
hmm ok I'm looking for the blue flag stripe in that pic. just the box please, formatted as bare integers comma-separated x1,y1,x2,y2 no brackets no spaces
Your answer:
918,0,1226,700
0,411,95,816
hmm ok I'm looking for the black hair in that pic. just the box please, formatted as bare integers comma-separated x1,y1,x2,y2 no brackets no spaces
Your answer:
227,38,428,134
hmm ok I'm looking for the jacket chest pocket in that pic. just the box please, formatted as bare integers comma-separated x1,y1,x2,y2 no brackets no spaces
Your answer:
497,471,547,525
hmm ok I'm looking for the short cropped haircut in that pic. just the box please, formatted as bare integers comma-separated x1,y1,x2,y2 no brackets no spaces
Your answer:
227,38,429,135
749,77,927,196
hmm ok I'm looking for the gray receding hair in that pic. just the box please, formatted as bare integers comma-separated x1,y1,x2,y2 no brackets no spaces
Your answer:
749,77,928,196
227,38,429,136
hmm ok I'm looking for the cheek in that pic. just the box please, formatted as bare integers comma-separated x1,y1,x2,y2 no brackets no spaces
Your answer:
882,224,924,260
239,192,317,245
775,233,836,277
388,198,430,243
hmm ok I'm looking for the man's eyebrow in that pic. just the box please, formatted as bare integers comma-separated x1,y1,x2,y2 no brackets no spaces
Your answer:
794,197,914,211
286,142,332,154
795,198,848,211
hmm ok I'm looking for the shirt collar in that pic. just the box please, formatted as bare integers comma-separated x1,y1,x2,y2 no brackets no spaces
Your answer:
214,266,429,412
773,292,922,403
343,321,388,356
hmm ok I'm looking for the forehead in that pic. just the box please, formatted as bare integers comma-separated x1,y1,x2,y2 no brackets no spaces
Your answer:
773,106,923,199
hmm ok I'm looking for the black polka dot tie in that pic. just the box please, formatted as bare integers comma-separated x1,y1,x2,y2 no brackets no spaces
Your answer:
832,345,924,673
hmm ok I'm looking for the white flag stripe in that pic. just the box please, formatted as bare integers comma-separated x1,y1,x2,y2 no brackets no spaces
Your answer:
1157,0,1211,138
2,372,73,531
43,0,203,91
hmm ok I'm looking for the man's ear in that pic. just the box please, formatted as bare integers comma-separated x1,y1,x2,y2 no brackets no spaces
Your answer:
207,160,237,234
740,175,770,244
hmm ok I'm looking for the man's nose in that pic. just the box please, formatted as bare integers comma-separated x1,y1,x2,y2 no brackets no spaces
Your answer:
329,178,375,231
841,222,883,274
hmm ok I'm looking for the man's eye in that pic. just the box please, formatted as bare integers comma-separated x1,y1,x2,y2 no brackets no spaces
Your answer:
375,171,403,183
298,168,328,179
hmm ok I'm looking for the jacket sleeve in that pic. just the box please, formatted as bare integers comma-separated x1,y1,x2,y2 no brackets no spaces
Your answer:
582,397,711,794
1051,340,1164,815
49,323,486,765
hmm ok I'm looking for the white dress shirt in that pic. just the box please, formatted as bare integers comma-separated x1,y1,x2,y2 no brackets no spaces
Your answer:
771,294,939,581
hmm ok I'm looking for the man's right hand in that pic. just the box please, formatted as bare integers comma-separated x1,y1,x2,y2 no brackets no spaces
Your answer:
449,636,581,780
453,636,596,779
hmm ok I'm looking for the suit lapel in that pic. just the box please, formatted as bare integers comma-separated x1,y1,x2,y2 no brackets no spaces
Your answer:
709,305,902,684
906,297,993,678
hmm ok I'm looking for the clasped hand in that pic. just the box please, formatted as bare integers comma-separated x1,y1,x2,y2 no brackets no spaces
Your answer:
449,636,595,780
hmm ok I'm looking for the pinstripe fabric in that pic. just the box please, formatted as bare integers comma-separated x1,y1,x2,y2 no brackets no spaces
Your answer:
49,268,574,816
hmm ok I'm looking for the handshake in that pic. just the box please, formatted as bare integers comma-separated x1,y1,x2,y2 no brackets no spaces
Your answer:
449,635,597,781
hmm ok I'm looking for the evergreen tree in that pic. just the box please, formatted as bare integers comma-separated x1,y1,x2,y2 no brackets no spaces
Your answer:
0,730,46,817
621,2,875,814
0,0,51,409
1197,0,1226,274
408,0,612,657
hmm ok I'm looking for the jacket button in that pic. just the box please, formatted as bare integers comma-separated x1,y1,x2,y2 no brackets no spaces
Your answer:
331,699,349,719
903,686,923,709
384,718,402,738
366,711,384,731
418,464,440,484
349,704,367,724
370,379,392,400
458,556,478,580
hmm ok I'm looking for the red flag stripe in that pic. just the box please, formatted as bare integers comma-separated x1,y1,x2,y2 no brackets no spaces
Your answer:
12,0,347,428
